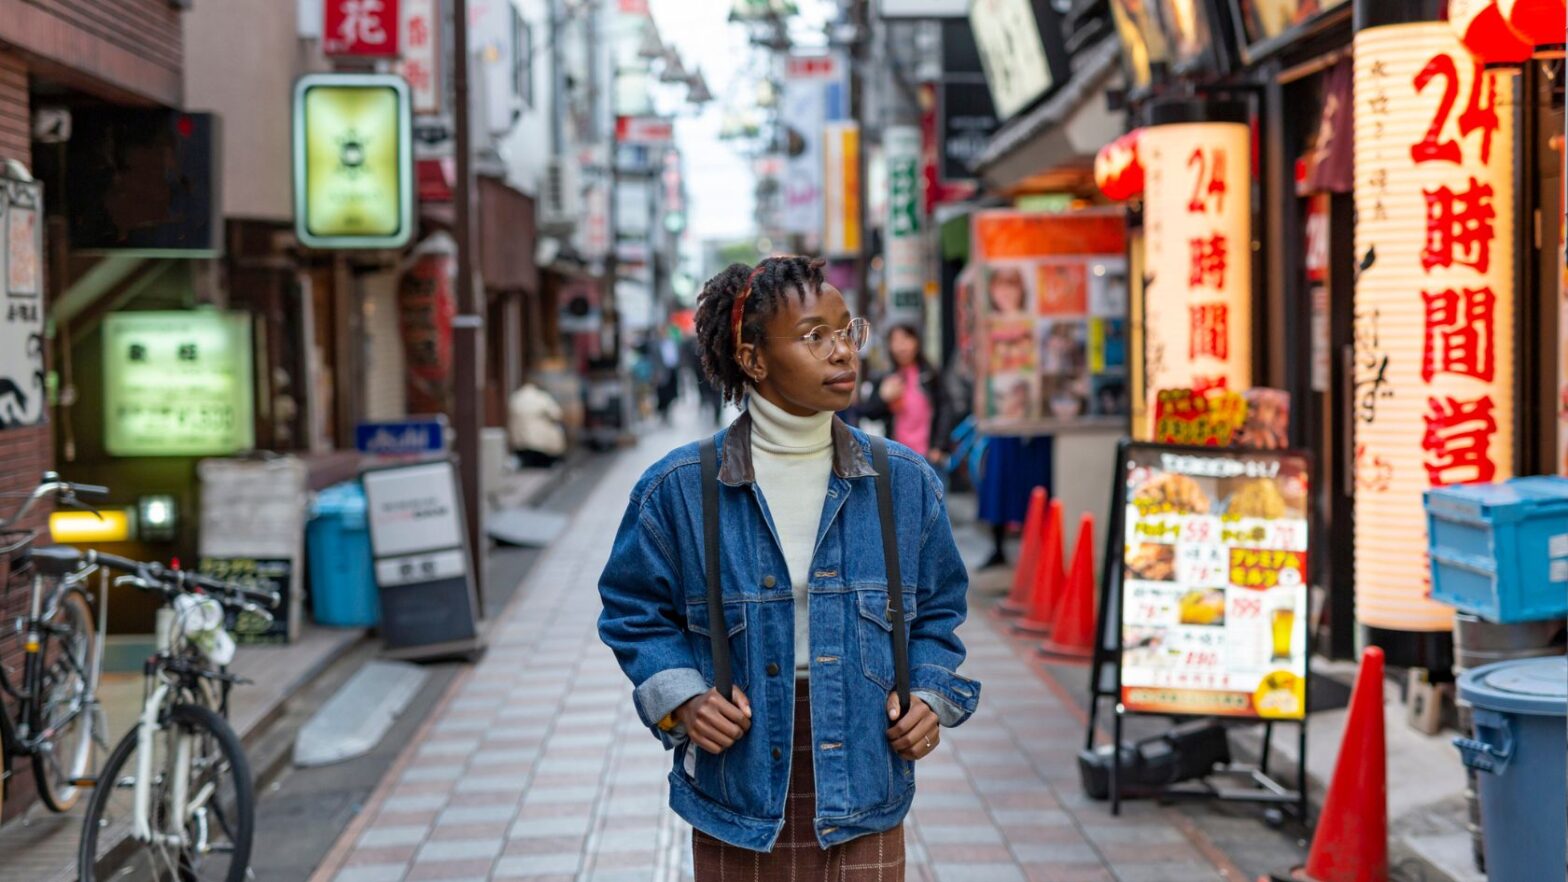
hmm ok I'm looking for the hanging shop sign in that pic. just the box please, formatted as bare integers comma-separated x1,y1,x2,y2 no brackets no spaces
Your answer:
614,115,674,145
104,311,255,457
324,0,401,57
1450,0,1533,65
1094,130,1144,202
938,79,998,183
823,121,862,258
884,125,924,325
1352,22,1516,632
399,233,457,416
293,73,414,250
782,54,846,238
396,0,442,116
880,0,967,15
0,175,44,429
1118,443,1312,720
1141,115,1253,403
968,0,1068,120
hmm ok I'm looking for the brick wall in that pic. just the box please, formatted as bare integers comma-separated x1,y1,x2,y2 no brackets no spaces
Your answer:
0,47,51,824
0,0,183,107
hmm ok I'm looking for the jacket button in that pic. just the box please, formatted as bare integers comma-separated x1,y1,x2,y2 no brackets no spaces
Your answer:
772,747,782,761
762,575,776,588
766,662,780,677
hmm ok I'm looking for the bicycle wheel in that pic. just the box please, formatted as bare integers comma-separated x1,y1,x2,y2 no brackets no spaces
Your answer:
33,587,97,812
79,703,254,882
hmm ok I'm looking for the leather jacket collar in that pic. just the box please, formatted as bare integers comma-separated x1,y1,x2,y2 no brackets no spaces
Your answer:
718,409,877,487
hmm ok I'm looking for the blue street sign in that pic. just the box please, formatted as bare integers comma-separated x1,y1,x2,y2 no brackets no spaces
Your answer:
355,418,447,455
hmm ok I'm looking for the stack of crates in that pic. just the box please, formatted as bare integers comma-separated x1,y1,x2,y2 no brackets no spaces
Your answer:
1425,476,1568,623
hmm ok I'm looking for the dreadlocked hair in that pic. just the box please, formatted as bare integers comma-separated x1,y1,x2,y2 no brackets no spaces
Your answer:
694,255,827,405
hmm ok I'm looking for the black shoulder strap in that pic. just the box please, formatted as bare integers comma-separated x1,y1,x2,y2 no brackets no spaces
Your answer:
870,436,912,718
699,437,733,701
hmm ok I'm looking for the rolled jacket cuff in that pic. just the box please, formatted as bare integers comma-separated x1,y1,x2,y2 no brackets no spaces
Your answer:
910,664,981,726
634,666,710,734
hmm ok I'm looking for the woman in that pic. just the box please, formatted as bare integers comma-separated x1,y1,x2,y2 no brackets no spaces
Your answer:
861,324,947,463
598,256,981,878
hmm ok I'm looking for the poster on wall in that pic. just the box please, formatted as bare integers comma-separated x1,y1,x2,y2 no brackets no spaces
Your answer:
1351,23,1516,631
970,210,1128,432
0,177,45,429
104,311,255,457
1118,443,1312,720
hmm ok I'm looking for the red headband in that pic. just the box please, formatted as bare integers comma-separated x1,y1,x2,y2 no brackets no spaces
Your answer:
731,264,767,352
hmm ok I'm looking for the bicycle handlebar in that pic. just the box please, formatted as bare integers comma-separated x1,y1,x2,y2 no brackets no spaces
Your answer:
0,472,113,530
91,552,282,610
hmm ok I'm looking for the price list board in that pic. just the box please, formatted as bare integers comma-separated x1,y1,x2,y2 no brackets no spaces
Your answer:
1117,443,1312,720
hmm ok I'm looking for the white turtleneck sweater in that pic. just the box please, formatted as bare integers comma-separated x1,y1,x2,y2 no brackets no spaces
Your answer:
747,395,833,676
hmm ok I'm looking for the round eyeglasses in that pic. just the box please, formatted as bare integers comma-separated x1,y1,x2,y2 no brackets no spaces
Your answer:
768,317,871,360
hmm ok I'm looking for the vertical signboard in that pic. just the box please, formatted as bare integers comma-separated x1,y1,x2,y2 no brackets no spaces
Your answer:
397,0,442,116
104,311,255,457
782,54,845,237
884,125,924,325
1352,23,1515,632
0,177,44,429
1141,117,1253,402
324,0,401,57
822,121,862,258
294,74,414,250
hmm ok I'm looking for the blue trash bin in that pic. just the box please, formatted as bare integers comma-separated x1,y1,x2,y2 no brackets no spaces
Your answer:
307,482,379,628
1454,656,1567,882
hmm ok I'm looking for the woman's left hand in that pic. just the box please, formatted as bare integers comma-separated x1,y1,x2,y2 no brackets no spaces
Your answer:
885,693,941,760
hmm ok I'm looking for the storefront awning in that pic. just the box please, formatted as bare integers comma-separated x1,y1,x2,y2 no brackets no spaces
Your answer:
972,38,1124,193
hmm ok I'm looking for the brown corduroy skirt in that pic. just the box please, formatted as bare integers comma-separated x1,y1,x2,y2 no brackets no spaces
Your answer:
691,680,906,881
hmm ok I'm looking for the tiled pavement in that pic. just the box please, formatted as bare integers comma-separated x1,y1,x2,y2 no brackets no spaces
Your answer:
311,415,1239,882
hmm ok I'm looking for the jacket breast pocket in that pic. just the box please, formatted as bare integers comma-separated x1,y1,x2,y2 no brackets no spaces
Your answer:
686,600,750,692
855,589,917,692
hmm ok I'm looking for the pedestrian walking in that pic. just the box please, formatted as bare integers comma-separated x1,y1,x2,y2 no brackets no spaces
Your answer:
597,255,981,879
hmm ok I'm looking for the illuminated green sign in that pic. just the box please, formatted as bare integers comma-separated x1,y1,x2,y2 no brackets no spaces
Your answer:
292,73,413,249
104,311,254,457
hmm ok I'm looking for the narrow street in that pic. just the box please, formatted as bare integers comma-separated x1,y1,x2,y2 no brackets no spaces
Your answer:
311,409,1239,882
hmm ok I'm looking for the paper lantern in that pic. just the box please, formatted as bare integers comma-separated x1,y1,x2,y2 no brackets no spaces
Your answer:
1141,117,1253,402
1352,22,1516,632
1497,0,1567,49
1094,130,1144,201
1451,0,1534,64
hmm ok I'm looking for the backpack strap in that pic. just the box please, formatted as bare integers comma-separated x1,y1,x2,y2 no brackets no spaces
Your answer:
870,436,912,718
699,437,733,701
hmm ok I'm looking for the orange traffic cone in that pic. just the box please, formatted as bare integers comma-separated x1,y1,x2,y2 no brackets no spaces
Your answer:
1013,500,1065,635
1038,513,1096,660
998,487,1048,616
1286,647,1388,882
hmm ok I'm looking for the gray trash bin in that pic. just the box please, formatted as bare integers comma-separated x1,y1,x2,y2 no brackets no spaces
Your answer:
1454,656,1567,882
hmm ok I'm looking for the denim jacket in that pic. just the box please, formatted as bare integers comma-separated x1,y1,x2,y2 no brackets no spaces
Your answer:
597,413,981,852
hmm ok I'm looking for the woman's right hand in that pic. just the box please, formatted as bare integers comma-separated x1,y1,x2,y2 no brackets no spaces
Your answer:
879,374,906,405
675,687,752,754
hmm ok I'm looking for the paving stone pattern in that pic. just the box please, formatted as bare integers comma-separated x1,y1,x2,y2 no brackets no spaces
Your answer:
320,418,1229,882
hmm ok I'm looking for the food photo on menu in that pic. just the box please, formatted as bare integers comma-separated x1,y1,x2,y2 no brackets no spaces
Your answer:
1118,449,1312,720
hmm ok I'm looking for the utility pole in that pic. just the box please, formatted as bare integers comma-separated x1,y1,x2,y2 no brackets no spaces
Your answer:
452,0,486,609
848,0,871,318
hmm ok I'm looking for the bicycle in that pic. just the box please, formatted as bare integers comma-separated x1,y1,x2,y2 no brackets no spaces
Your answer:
0,472,112,813
78,553,279,882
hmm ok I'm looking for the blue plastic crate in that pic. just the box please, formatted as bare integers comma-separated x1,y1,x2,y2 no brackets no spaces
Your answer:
1424,477,1568,623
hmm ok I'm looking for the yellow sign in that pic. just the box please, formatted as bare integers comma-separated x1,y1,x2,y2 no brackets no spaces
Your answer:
50,510,132,544
293,74,412,249
104,311,255,457
823,121,861,257
1352,24,1516,632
